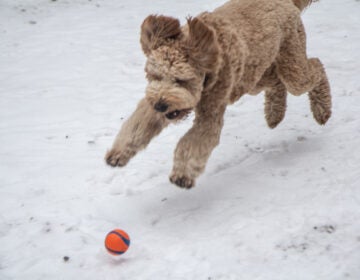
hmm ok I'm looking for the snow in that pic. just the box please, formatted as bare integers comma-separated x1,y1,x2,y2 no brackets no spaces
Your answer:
0,0,359,279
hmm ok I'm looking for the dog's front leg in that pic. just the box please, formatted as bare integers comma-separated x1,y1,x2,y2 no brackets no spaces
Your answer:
170,104,226,189
106,98,168,167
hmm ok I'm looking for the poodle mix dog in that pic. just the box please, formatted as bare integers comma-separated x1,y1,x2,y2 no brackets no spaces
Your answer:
106,0,332,189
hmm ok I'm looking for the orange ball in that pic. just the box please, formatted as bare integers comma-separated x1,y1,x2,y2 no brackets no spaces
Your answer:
104,229,130,255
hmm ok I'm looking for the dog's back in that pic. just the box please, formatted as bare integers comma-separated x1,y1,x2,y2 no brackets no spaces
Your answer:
201,0,330,124
198,0,311,94
209,0,300,47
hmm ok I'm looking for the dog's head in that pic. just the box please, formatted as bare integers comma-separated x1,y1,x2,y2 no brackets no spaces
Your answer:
140,15,220,121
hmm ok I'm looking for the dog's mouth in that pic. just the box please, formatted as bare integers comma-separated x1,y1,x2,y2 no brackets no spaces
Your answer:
165,108,192,120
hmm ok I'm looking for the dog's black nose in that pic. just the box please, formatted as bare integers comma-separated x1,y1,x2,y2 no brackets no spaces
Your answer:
154,102,168,112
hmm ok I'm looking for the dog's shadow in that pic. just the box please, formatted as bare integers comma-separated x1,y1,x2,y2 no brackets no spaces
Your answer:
209,132,325,177
141,134,327,234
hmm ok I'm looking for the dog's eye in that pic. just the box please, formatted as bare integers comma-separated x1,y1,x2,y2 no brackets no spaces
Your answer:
175,78,187,87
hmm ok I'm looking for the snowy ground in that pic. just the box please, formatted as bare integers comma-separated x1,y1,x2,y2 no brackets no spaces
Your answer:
1,0,360,279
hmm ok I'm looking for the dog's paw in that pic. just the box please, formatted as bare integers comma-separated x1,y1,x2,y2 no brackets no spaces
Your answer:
265,90,287,129
309,78,332,125
169,174,195,189
310,100,331,125
105,149,133,167
266,113,285,129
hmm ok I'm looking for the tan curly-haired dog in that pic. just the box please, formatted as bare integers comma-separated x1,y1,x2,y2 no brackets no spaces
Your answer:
106,0,331,189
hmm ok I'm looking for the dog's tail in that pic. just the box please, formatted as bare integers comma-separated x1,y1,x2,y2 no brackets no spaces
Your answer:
292,0,319,11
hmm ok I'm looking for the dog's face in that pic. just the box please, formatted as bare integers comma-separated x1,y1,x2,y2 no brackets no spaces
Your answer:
144,46,203,120
140,15,220,121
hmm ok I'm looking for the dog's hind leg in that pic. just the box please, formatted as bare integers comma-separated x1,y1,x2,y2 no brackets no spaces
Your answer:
276,20,331,124
308,66,332,125
105,98,168,167
252,65,288,128
265,81,287,129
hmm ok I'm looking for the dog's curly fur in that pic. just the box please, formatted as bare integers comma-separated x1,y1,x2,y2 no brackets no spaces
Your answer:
106,0,332,189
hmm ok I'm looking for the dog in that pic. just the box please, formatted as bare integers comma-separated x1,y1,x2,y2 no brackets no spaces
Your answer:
105,0,332,189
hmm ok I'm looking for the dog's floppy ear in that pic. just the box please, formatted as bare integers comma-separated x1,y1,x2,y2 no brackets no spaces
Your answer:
185,17,219,72
140,15,181,56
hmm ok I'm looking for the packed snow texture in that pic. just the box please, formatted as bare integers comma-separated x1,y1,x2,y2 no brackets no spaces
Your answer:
0,0,360,279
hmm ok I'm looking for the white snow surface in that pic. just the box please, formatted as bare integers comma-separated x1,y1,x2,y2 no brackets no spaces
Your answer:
1,0,360,279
